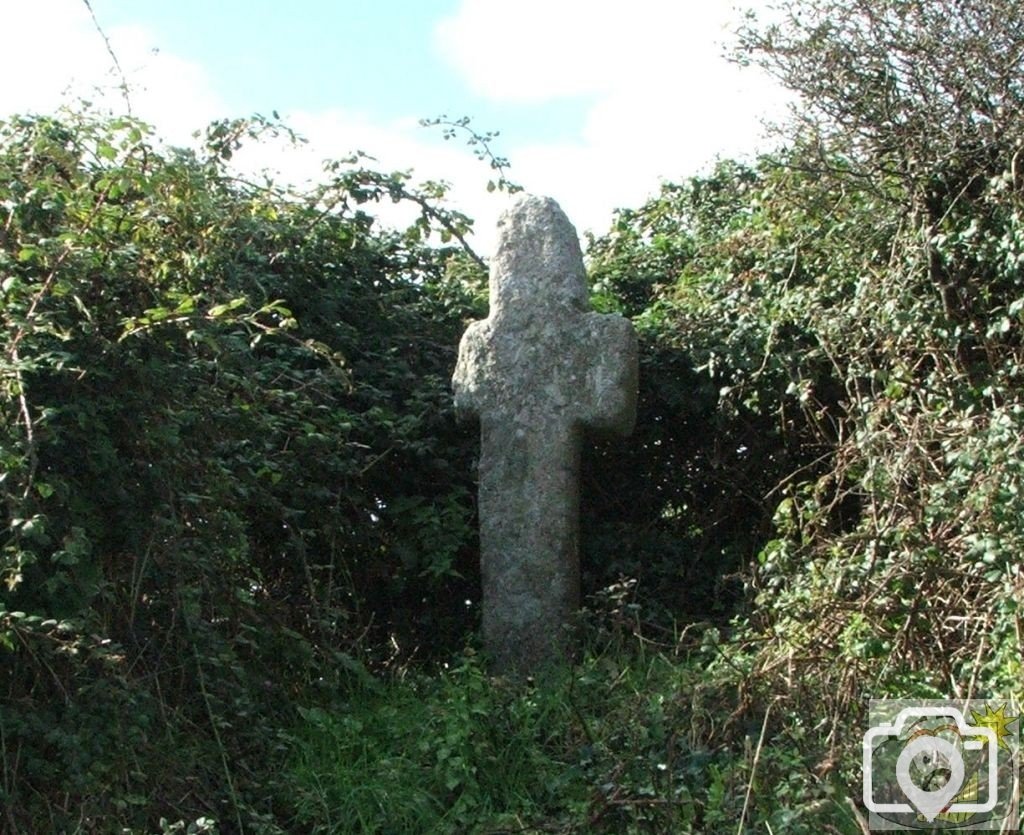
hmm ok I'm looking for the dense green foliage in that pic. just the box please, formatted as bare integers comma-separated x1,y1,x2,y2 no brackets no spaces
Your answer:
585,0,1024,810
748,0,1024,698
3,0,1023,831
0,111,488,831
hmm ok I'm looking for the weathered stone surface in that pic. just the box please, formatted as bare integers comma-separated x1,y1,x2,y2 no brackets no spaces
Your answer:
453,195,638,672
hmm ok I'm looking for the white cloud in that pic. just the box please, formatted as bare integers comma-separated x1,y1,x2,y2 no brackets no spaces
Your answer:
436,0,757,102
436,0,634,101
0,0,220,143
1,0,101,114
435,0,792,241
106,24,223,143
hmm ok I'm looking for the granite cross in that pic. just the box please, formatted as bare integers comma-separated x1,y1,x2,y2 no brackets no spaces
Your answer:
453,195,638,673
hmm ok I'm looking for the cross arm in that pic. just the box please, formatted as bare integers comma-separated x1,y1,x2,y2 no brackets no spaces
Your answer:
578,312,639,435
452,318,491,421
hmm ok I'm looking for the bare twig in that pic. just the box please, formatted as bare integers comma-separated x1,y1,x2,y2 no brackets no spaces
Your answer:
737,695,783,834
845,795,872,835
81,0,133,116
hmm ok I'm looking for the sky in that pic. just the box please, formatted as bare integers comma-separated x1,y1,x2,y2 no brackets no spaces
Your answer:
1,0,790,254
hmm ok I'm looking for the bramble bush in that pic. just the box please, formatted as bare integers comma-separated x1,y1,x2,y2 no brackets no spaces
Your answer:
585,0,1024,800
0,109,486,830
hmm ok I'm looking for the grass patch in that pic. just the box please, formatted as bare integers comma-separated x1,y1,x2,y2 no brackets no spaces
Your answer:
286,636,866,833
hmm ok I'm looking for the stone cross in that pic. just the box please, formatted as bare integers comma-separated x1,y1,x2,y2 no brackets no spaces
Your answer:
453,195,638,673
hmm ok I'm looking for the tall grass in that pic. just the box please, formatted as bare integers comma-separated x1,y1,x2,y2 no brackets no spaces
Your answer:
285,634,865,834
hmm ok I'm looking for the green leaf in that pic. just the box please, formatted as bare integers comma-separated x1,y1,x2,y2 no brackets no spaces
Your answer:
208,297,248,317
